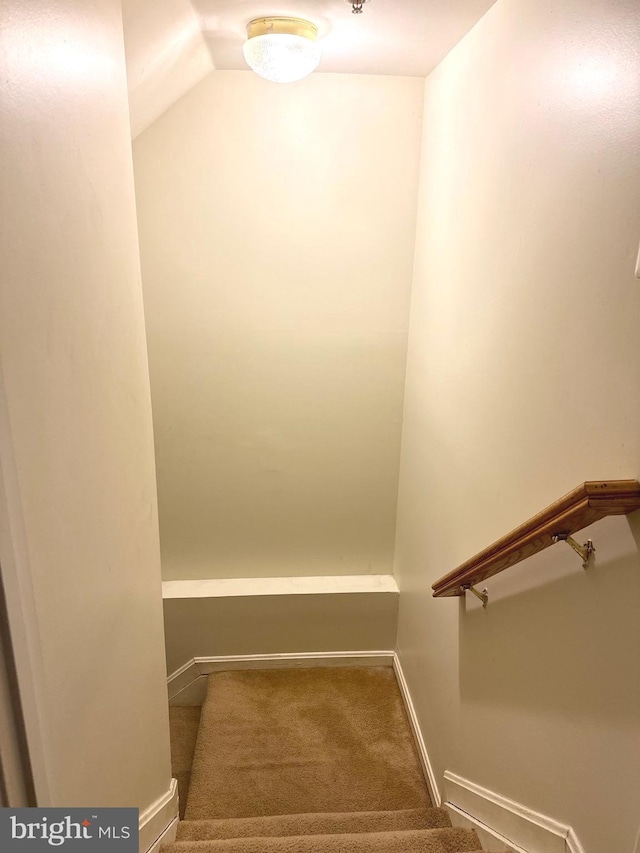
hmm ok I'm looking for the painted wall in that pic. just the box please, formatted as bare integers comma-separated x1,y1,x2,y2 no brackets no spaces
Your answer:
394,1,640,852
161,575,399,675
0,0,172,816
163,588,398,675
133,71,424,581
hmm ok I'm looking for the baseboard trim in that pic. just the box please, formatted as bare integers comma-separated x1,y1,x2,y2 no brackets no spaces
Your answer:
139,778,179,853
392,653,441,808
145,817,178,853
566,829,586,853
447,803,527,853
444,771,585,853
167,650,396,702
196,650,395,673
167,657,200,699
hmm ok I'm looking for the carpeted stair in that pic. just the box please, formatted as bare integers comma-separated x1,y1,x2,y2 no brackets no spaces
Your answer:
164,668,481,853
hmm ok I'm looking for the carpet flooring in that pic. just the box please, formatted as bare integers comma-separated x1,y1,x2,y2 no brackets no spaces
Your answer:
165,667,480,853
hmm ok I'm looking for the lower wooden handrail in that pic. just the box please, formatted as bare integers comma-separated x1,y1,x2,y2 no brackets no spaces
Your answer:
432,480,640,599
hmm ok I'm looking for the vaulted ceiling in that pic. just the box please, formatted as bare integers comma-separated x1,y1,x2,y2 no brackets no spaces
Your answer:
123,0,496,137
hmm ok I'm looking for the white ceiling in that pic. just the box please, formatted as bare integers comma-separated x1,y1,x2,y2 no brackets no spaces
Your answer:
193,0,496,77
123,0,496,137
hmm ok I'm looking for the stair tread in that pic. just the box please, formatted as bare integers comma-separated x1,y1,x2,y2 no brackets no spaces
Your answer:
176,808,451,840
163,826,480,853
185,668,431,820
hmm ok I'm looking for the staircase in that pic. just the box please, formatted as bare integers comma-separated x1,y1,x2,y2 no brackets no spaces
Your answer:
163,667,481,853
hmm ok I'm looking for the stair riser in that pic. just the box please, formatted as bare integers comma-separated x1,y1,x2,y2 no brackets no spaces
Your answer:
164,826,480,853
177,808,451,840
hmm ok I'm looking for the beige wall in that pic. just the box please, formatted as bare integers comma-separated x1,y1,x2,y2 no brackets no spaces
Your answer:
133,71,424,581
163,589,398,675
394,1,640,852
0,0,172,813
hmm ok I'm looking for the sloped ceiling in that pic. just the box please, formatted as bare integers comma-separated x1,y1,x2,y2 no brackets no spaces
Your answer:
122,0,214,138
123,0,496,138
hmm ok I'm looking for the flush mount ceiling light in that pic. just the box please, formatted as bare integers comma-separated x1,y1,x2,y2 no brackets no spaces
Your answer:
243,17,321,83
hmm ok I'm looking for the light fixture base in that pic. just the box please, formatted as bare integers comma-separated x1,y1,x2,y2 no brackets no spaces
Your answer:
247,17,318,41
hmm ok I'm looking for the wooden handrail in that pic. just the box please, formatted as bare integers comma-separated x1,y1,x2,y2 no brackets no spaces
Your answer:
432,480,640,599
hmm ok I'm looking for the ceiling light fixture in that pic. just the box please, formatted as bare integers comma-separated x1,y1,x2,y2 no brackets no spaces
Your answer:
347,0,370,13
243,17,321,83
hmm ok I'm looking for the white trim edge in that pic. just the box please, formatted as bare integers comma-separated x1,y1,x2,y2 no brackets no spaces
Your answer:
444,771,586,853
566,829,586,853
392,653,441,807
194,650,394,673
167,658,199,700
162,575,399,599
139,778,179,853
145,818,178,853
447,802,527,853
167,650,396,701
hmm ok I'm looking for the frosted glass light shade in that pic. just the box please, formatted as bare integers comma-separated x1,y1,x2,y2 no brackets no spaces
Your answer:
243,19,321,83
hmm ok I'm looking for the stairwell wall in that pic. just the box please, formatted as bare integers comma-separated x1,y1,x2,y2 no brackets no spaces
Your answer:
132,71,424,582
394,1,640,852
0,0,172,817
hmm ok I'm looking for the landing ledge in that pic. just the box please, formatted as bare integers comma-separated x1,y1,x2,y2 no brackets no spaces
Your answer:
162,575,399,599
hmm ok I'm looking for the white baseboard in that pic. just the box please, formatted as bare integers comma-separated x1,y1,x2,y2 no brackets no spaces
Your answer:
197,650,395,673
145,817,178,853
139,778,179,853
566,829,586,853
167,650,395,702
447,803,527,853
444,772,585,853
169,673,208,705
167,657,201,699
392,653,441,808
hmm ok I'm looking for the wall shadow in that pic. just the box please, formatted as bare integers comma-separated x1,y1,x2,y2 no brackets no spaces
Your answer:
458,516,640,723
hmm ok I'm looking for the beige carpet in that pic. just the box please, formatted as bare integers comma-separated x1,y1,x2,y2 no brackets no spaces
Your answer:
162,667,481,853
185,667,430,820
